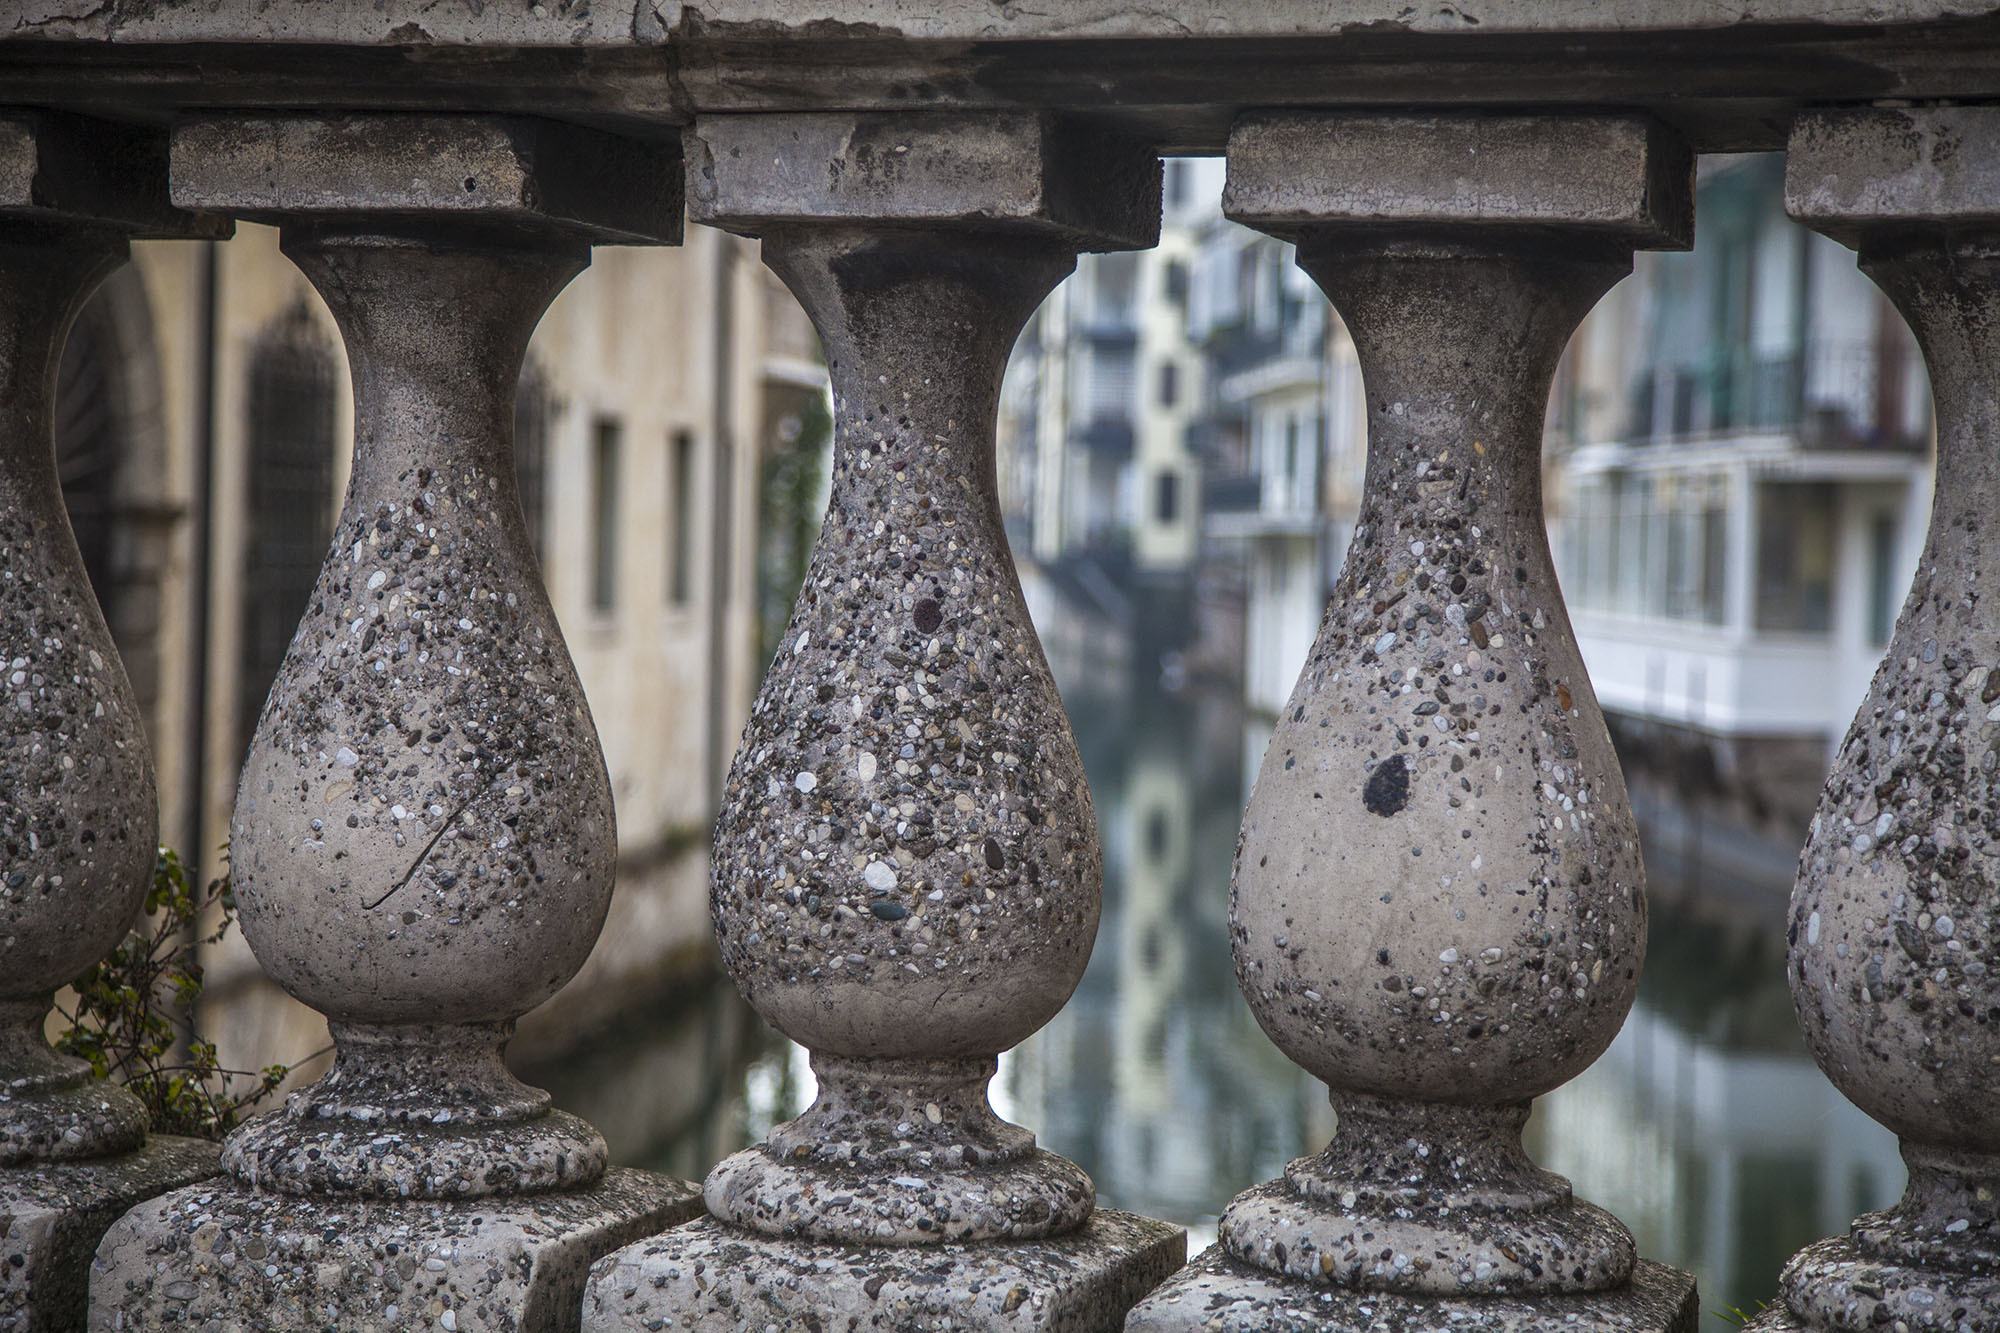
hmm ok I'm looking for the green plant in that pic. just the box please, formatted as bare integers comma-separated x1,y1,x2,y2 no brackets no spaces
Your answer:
1714,1301,1771,1326
54,847,317,1140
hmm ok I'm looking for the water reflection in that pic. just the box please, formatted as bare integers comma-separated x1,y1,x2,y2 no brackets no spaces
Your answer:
543,623,1904,1321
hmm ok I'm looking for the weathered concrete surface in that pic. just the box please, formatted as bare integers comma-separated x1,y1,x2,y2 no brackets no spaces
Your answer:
0,114,225,239
0,1137,214,1333
1205,111,1691,1321
12,0,2000,45
1127,1249,1698,1333
689,111,1158,250
0,218,154,1171
171,115,681,246
89,1168,699,1333
1223,113,1690,247
686,112,1161,1254
217,221,620,1200
1788,106,2000,247
583,1210,1184,1332
1761,105,2000,1333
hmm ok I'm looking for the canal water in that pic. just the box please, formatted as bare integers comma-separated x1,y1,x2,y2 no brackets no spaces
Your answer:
531,611,1902,1324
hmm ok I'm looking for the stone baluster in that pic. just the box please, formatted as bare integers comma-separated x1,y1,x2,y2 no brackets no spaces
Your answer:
1746,105,2000,1333
0,110,223,1333
89,115,699,1332
584,111,1184,1330
1129,112,1700,1332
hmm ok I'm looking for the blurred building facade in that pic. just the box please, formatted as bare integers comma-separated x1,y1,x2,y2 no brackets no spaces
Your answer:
1548,154,1932,846
55,222,820,1076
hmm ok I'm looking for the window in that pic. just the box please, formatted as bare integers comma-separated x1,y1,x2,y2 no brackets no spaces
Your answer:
669,429,697,607
590,418,622,613
1867,512,1900,646
1154,471,1180,525
1755,482,1836,634
1157,361,1179,409
240,301,338,751
1164,159,1189,209
1163,259,1189,308
1086,347,1135,420
514,356,553,561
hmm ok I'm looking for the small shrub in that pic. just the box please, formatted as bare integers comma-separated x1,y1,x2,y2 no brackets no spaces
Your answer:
54,848,317,1140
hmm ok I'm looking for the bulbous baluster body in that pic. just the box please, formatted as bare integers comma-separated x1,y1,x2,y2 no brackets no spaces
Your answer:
705,227,1100,1245
0,227,154,1165
224,227,614,1199
1221,241,1647,1294
1774,240,2000,1330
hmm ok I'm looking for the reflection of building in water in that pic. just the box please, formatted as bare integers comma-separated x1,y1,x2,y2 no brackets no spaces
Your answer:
1531,914,1902,1312
1549,153,1933,853
1003,665,1314,1230
997,159,1208,665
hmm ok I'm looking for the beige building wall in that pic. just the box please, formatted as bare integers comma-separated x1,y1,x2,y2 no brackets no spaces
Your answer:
80,222,814,1082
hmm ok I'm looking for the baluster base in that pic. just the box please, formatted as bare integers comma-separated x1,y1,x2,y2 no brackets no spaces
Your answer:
89,1166,699,1332
1,1134,213,1332
1129,1247,1698,1333
584,1209,1184,1331
703,1053,1096,1245
1756,1142,2000,1332
218,1020,610,1201
1218,1094,1637,1297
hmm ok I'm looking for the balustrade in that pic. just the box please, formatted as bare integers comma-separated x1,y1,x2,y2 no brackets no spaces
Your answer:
1745,104,2000,1333
0,111,221,1333
1129,112,1701,1332
0,15,1990,1331
583,111,1186,1330
84,114,700,1332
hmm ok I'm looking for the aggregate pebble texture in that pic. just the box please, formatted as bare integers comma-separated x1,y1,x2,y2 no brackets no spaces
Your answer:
584,1210,1185,1332
1742,106,2000,1333
2,1137,214,1333
590,109,1180,1330
0,226,155,1173
99,114,697,1332
89,1167,697,1333
0,126,228,1333
1128,112,1696,1332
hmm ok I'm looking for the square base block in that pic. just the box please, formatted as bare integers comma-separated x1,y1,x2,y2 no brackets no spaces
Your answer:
1742,1311,1800,1330
89,1167,700,1332
1126,1247,1698,1333
1,1137,217,1333
583,1209,1185,1331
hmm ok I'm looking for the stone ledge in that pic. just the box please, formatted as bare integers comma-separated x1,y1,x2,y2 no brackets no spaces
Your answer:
88,1167,700,1333
583,1208,1185,1331
1125,1247,1698,1333
1,1135,216,1333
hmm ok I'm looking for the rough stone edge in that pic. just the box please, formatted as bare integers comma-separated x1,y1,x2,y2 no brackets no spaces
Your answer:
686,109,1160,250
582,1207,1186,1332
1,1135,217,1333
1222,111,1693,250
1786,105,2000,246
1126,1247,1699,1333
88,1166,701,1333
